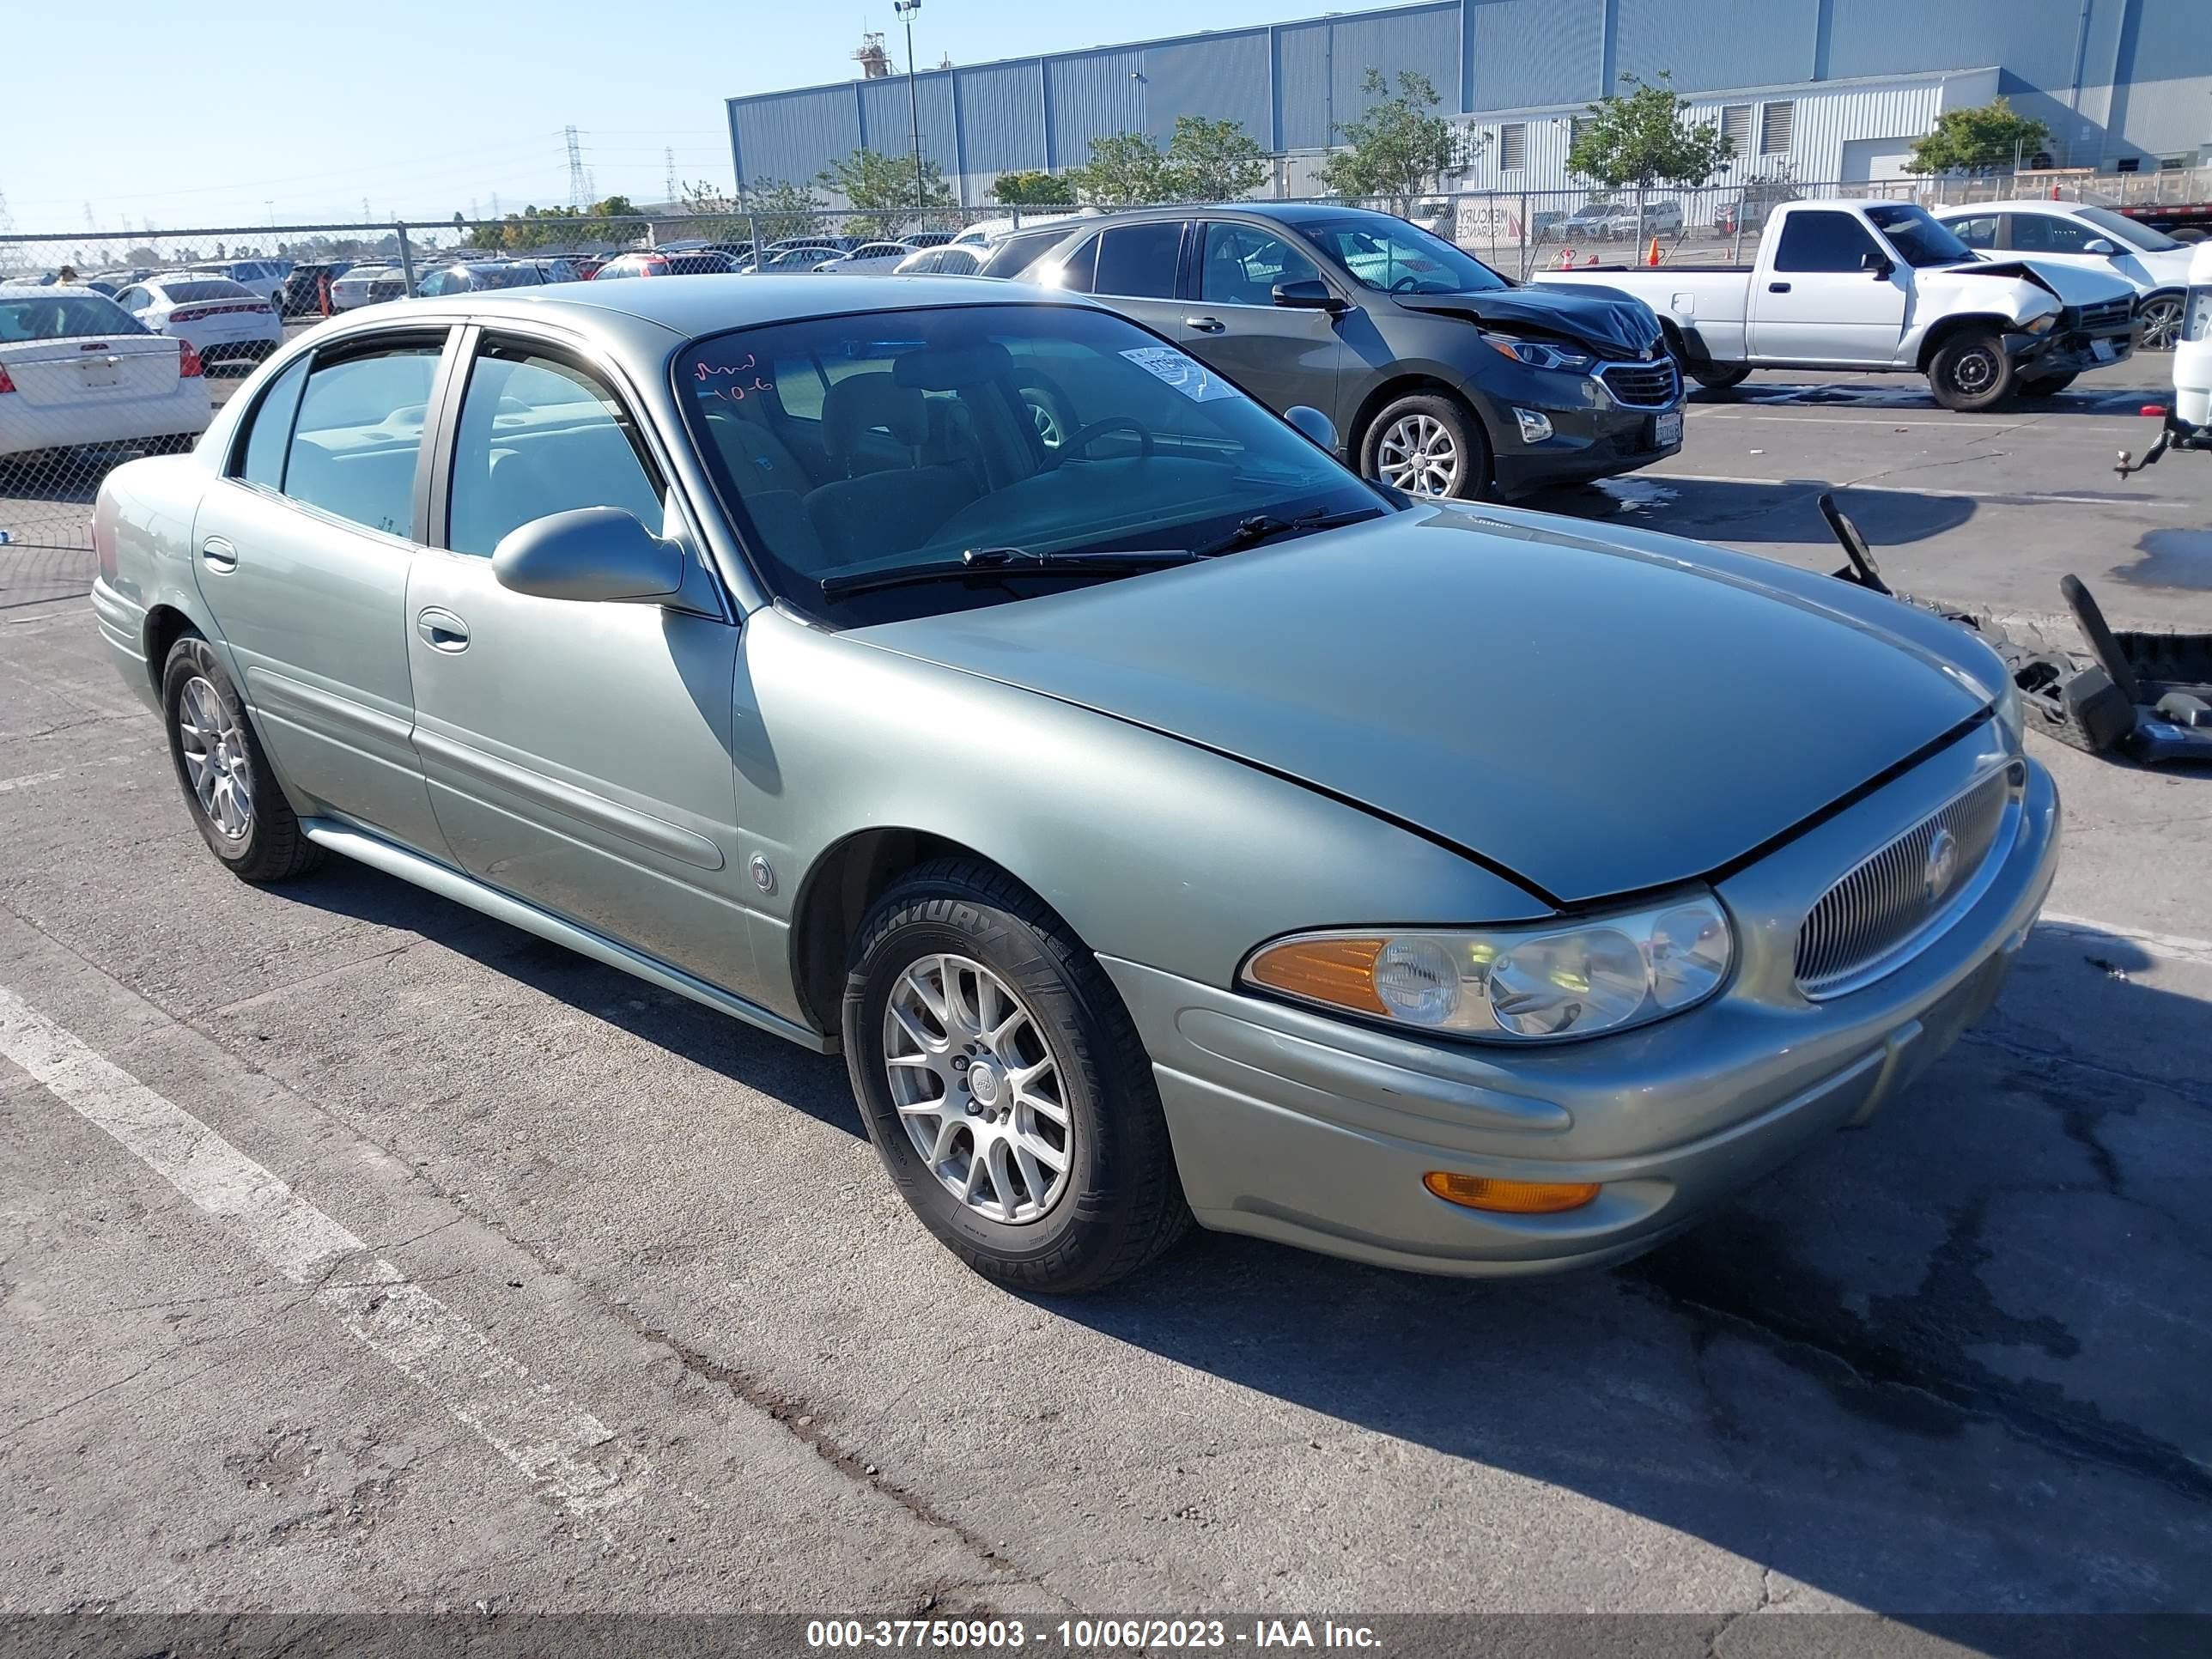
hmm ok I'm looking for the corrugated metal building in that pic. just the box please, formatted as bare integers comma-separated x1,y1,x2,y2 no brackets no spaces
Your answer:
727,0,2209,206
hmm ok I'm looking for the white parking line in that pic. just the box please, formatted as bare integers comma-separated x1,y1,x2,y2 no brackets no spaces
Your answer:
2039,914,2212,971
0,984,647,1528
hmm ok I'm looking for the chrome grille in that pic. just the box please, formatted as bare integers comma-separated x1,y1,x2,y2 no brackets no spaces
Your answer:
1595,359,1680,408
2069,296,2134,335
1794,768,2015,998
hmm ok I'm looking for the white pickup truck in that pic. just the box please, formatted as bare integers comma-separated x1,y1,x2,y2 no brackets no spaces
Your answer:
1544,198,2140,410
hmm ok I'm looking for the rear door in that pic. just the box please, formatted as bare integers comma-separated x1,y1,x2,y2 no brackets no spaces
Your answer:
1057,222,1191,342
1183,220,1347,426
1749,208,1908,365
187,328,456,854
1998,210,2111,285
402,327,766,1000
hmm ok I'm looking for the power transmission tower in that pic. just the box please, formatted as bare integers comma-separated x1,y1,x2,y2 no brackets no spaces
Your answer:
566,126,591,210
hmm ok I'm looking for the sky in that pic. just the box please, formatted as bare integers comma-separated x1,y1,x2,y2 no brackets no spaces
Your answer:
3,0,1309,239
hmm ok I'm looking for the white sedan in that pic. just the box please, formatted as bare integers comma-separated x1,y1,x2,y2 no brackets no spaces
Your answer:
1936,200,2197,349
112,274,283,371
0,285,210,462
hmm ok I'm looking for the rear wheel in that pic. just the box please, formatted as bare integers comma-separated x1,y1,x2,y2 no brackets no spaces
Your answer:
161,633,321,883
1929,327,2016,412
842,859,1188,1293
1688,362,1752,391
1362,392,1490,501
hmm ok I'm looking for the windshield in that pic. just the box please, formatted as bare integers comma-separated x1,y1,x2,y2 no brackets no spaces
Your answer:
1302,216,1510,295
679,302,1382,623
1863,204,1976,268
0,295,149,340
2075,206,2184,253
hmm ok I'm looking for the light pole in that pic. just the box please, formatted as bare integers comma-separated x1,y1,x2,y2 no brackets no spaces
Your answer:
894,0,925,216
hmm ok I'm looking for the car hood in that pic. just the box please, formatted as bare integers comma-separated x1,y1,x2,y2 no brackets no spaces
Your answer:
1394,283,1666,356
1939,258,2136,307
859,508,1993,906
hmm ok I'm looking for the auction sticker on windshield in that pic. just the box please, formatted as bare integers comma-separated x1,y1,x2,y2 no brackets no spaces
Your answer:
1121,346,1240,403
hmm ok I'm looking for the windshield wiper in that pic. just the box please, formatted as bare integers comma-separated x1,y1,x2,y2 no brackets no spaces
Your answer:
818,544,1200,599
1192,506,1387,558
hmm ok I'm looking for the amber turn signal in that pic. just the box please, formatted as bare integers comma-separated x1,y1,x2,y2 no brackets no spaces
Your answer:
1422,1172,1601,1213
1245,935,1389,1015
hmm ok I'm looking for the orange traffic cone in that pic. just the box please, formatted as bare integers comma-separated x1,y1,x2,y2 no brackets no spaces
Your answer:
1647,235,1661,266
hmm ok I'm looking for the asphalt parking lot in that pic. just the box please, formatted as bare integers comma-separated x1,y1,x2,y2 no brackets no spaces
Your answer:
1,345,2209,1637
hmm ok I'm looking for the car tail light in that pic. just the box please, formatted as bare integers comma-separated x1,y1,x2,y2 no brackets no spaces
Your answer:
179,342,204,378
0,362,15,394
172,307,205,323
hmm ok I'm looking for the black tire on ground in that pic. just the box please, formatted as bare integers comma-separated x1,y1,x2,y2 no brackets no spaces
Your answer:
1688,362,1752,390
2020,371,2080,397
1929,326,2017,412
160,632,322,883
842,858,1190,1294
1358,390,1492,501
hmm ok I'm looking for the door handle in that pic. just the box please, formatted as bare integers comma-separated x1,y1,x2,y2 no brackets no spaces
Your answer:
1767,282,1792,294
1184,315,1225,333
416,607,470,652
200,535,237,573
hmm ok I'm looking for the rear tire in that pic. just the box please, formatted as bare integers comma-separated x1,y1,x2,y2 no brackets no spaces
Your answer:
161,633,321,883
1929,327,2016,412
842,859,1189,1294
1688,362,1752,390
1361,392,1491,501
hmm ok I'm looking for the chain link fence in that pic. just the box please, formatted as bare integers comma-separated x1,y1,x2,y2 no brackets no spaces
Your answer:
3,167,2199,576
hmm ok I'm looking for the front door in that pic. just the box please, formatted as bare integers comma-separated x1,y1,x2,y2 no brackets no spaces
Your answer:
189,330,453,855
402,330,766,1000
1750,210,1908,366
1182,221,1347,431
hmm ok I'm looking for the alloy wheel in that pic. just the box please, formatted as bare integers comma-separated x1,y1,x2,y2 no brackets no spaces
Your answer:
882,952,1072,1225
2140,295,2184,352
1376,413,1462,496
176,676,254,841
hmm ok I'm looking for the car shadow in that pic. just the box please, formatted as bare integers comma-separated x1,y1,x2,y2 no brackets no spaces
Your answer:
1528,475,1978,548
282,847,2212,1625
1691,381,2160,418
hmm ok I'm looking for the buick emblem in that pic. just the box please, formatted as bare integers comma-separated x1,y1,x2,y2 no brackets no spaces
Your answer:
1923,828,1960,902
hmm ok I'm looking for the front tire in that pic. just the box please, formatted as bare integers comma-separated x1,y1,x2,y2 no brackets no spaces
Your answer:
161,633,321,883
842,859,1188,1293
1362,392,1490,501
1929,327,2016,412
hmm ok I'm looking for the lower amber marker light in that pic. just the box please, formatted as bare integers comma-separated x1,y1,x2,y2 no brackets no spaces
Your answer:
1423,1172,1601,1213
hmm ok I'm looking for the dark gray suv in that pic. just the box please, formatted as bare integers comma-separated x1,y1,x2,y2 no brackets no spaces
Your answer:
1015,203,1683,500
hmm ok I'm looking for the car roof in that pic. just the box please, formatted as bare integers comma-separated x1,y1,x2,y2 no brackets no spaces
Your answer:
361,273,1076,341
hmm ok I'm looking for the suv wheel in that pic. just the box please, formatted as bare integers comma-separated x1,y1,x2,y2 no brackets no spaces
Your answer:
1363,392,1489,500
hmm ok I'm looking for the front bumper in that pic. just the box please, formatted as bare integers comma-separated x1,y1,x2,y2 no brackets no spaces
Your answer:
1101,733,2061,1279
1486,363,1683,495
2010,321,2136,378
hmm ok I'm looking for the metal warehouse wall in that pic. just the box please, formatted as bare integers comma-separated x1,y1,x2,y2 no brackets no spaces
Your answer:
728,0,2209,205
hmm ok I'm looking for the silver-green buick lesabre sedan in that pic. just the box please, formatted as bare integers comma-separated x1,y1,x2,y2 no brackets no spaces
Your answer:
90,276,2060,1291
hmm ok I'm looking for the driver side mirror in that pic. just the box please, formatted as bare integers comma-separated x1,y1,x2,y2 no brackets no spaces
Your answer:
1273,278,1346,313
2082,238,2121,258
1860,250,1895,279
492,507,684,604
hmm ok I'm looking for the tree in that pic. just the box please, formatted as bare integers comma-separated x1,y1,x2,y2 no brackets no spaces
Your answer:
1317,70,1480,217
744,176,826,242
125,245,161,268
818,147,955,239
1164,115,1269,203
1066,131,1177,207
1567,71,1734,190
1905,97,2052,174
988,170,1076,206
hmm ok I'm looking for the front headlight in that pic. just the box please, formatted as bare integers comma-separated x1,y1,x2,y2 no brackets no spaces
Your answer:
1482,332,1595,372
1243,896,1735,1042
2023,311,2057,335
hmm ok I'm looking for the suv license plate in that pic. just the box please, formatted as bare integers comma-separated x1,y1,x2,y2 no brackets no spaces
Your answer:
1655,409,1683,447
2092,337,2117,362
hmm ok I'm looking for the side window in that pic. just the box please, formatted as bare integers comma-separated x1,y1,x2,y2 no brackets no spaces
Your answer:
773,356,830,422
1092,222,1183,299
1771,210,1881,273
117,287,149,312
283,343,444,538
447,345,665,557
2011,214,2093,254
1948,215,2000,251
235,355,310,489
1199,224,1320,306
1042,234,1099,293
